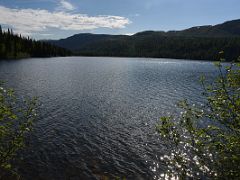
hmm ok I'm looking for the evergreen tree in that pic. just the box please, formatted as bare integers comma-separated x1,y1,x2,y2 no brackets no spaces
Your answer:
0,25,72,60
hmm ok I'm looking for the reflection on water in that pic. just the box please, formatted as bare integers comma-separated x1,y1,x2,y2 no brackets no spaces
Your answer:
0,57,217,179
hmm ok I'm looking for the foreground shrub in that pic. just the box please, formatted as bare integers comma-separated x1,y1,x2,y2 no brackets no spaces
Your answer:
157,55,240,179
0,84,37,178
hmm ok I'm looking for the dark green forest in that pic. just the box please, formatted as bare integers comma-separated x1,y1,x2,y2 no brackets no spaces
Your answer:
0,25,72,60
2,19,240,61
72,35,240,61
50,19,240,61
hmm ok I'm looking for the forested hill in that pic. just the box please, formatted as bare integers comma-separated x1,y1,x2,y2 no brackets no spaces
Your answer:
134,19,240,37
0,26,72,60
49,19,240,61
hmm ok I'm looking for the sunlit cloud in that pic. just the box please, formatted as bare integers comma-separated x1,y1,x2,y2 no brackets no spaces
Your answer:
0,5,131,36
125,33,134,36
57,0,75,11
38,33,53,36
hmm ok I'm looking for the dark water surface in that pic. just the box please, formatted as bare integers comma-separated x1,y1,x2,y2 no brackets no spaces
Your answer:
0,57,217,179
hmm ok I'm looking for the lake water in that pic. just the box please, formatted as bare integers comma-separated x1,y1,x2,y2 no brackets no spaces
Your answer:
0,57,217,179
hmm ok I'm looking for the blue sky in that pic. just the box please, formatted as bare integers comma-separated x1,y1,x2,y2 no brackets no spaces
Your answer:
0,0,239,39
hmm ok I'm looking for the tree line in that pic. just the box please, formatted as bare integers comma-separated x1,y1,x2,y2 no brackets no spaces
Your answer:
0,25,72,60
74,35,240,61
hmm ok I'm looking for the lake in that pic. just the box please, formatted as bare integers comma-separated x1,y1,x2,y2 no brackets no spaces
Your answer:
0,57,217,179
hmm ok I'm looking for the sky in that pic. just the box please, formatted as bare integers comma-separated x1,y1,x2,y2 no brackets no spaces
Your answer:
0,0,239,40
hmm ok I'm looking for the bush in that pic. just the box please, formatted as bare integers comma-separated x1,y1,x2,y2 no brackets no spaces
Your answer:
156,55,240,179
0,84,37,178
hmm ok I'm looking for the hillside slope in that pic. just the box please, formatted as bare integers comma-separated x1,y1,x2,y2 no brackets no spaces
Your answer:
48,19,240,61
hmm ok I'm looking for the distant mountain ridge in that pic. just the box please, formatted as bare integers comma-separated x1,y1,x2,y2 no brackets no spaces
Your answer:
48,19,240,61
133,19,240,37
48,34,126,52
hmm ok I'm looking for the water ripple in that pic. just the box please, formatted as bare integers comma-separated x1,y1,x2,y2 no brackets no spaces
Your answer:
0,57,217,179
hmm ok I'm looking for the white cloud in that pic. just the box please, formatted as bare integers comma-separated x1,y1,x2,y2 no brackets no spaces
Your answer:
38,33,53,36
0,5,131,35
58,0,75,11
124,33,134,36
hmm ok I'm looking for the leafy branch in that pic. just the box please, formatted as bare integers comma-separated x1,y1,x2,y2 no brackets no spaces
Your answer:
157,54,240,179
